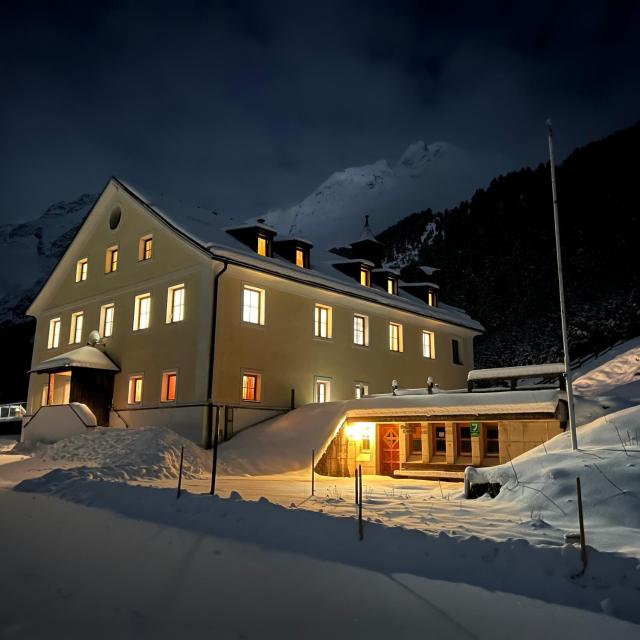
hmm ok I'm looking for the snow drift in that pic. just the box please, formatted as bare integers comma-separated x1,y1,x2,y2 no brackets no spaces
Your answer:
35,426,211,481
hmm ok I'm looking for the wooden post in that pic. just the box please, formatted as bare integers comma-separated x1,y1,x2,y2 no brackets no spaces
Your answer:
290,388,295,410
311,449,315,496
176,446,184,499
210,411,219,495
576,477,588,574
358,464,363,541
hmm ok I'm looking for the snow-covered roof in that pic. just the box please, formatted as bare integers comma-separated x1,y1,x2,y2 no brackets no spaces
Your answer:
400,281,440,290
30,346,120,373
419,265,440,276
468,364,566,382
344,388,564,419
117,179,483,332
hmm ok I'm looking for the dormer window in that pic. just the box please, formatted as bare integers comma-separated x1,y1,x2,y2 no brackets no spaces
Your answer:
296,247,305,268
360,267,371,287
428,290,437,306
273,237,312,268
257,234,269,257
387,277,397,295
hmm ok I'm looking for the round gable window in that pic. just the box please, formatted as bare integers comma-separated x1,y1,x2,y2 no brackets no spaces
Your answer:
109,207,122,230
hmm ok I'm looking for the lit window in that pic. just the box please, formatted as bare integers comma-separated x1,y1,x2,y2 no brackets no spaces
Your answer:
314,304,332,338
354,383,369,399
161,371,177,402
242,285,265,325
69,311,84,344
133,293,151,330
295,247,305,268
360,267,370,287
242,373,261,402
75,258,88,282
387,277,397,295
105,246,118,273
315,378,331,403
100,303,115,338
452,338,463,365
361,423,372,450
139,236,153,261
428,290,436,306
166,284,185,323
422,330,435,359
389,322,403,352
353,314,369,346
47,317,61,349
128,375,144,404
257,234,268,256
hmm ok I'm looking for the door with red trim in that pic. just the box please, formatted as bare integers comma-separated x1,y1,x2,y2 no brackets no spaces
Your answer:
378,424,400,476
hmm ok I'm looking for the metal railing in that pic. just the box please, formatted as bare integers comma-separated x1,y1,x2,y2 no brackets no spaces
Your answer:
0,402,27,421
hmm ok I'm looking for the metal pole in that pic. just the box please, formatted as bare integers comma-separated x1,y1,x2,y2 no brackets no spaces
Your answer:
355,468,359,505
547,120,578,451
311,449,315,496
358,464,363,541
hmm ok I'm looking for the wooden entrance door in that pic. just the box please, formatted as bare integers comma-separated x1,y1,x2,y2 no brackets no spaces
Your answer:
378,424,400,476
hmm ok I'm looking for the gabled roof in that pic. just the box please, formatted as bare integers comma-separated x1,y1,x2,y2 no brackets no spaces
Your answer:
117,179,483,332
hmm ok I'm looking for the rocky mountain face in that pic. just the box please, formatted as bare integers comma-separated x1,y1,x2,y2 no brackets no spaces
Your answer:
0,194,96,402
379,122,640,368
262,140,496,248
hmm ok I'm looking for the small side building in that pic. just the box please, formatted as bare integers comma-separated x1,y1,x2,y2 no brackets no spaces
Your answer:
316,366,568,480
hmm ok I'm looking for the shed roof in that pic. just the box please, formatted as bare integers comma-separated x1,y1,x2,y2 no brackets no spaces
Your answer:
468,364,565,382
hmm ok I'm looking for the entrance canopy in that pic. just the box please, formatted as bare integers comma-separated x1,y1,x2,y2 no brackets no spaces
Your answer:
30,346,120,374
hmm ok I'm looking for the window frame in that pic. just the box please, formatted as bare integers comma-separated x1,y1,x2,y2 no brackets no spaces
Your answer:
389,321,403,352
422,330,435,359
360,266,371,287
166,284,185,323
242,284,265,325
354,382,369,399
295,247,306,268
133,293,151,331
105,245,119,273
432,423,447,456
47,317,61,349
314,304,332,339
69,311,84,345
138,235,153,261
387,277,397,295
452,338,463,365
314,377,331,403
161,371,178,403
100,303,115,338
352,314,369,347
75,258,88,283
128,375,144,405
485,423,500,457
241,372,262,402
456,423,472,457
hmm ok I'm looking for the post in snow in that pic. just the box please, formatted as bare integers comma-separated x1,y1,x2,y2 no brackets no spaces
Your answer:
546,119,578,451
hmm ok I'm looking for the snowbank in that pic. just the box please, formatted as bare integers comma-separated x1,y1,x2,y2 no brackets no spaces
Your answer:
467,405,640,556
36,427,211,481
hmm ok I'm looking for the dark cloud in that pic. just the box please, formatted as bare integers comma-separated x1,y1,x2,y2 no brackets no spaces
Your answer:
1,0,639,222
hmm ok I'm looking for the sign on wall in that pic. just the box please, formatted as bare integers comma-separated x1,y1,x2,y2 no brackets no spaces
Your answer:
470,422,481,437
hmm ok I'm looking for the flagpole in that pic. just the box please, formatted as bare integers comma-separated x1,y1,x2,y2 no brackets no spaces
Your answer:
547,119,578,451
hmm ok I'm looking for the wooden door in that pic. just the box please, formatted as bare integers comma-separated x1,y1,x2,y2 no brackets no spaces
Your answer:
378,424,400,476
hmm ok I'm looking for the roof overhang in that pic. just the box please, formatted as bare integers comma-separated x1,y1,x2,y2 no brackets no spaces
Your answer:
30,346,120,374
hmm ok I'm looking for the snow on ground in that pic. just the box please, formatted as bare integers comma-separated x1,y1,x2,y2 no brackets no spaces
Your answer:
573,337,640,401
468,405,640,556
2,487,639,639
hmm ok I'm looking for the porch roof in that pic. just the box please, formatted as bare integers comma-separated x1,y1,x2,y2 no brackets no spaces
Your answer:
30,346,120,374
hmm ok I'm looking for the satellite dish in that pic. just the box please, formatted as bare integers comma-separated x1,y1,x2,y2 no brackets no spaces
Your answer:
87,330,102,346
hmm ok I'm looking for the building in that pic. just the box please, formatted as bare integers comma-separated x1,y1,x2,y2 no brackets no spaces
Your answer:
316,367,568,479
22,177,483,446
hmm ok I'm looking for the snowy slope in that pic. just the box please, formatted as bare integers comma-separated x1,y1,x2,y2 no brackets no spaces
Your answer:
0,194,96,323
262,141,488,249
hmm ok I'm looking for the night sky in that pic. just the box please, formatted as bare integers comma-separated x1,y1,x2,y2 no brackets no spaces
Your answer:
2,0,639,223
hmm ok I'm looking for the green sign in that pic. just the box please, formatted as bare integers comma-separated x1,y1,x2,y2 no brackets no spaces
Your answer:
470,422,481,437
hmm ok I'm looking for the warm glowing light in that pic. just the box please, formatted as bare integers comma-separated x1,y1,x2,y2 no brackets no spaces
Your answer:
257,235,267,256
345,422,375,440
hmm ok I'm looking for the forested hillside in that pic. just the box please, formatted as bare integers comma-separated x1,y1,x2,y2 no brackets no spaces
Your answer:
380,122,640,367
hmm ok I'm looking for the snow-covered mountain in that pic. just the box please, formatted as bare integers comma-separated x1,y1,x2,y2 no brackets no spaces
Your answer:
0,194,96,324
262,141,486,249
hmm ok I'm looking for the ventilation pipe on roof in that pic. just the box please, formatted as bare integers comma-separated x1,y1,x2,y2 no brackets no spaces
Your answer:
427,376,434,394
